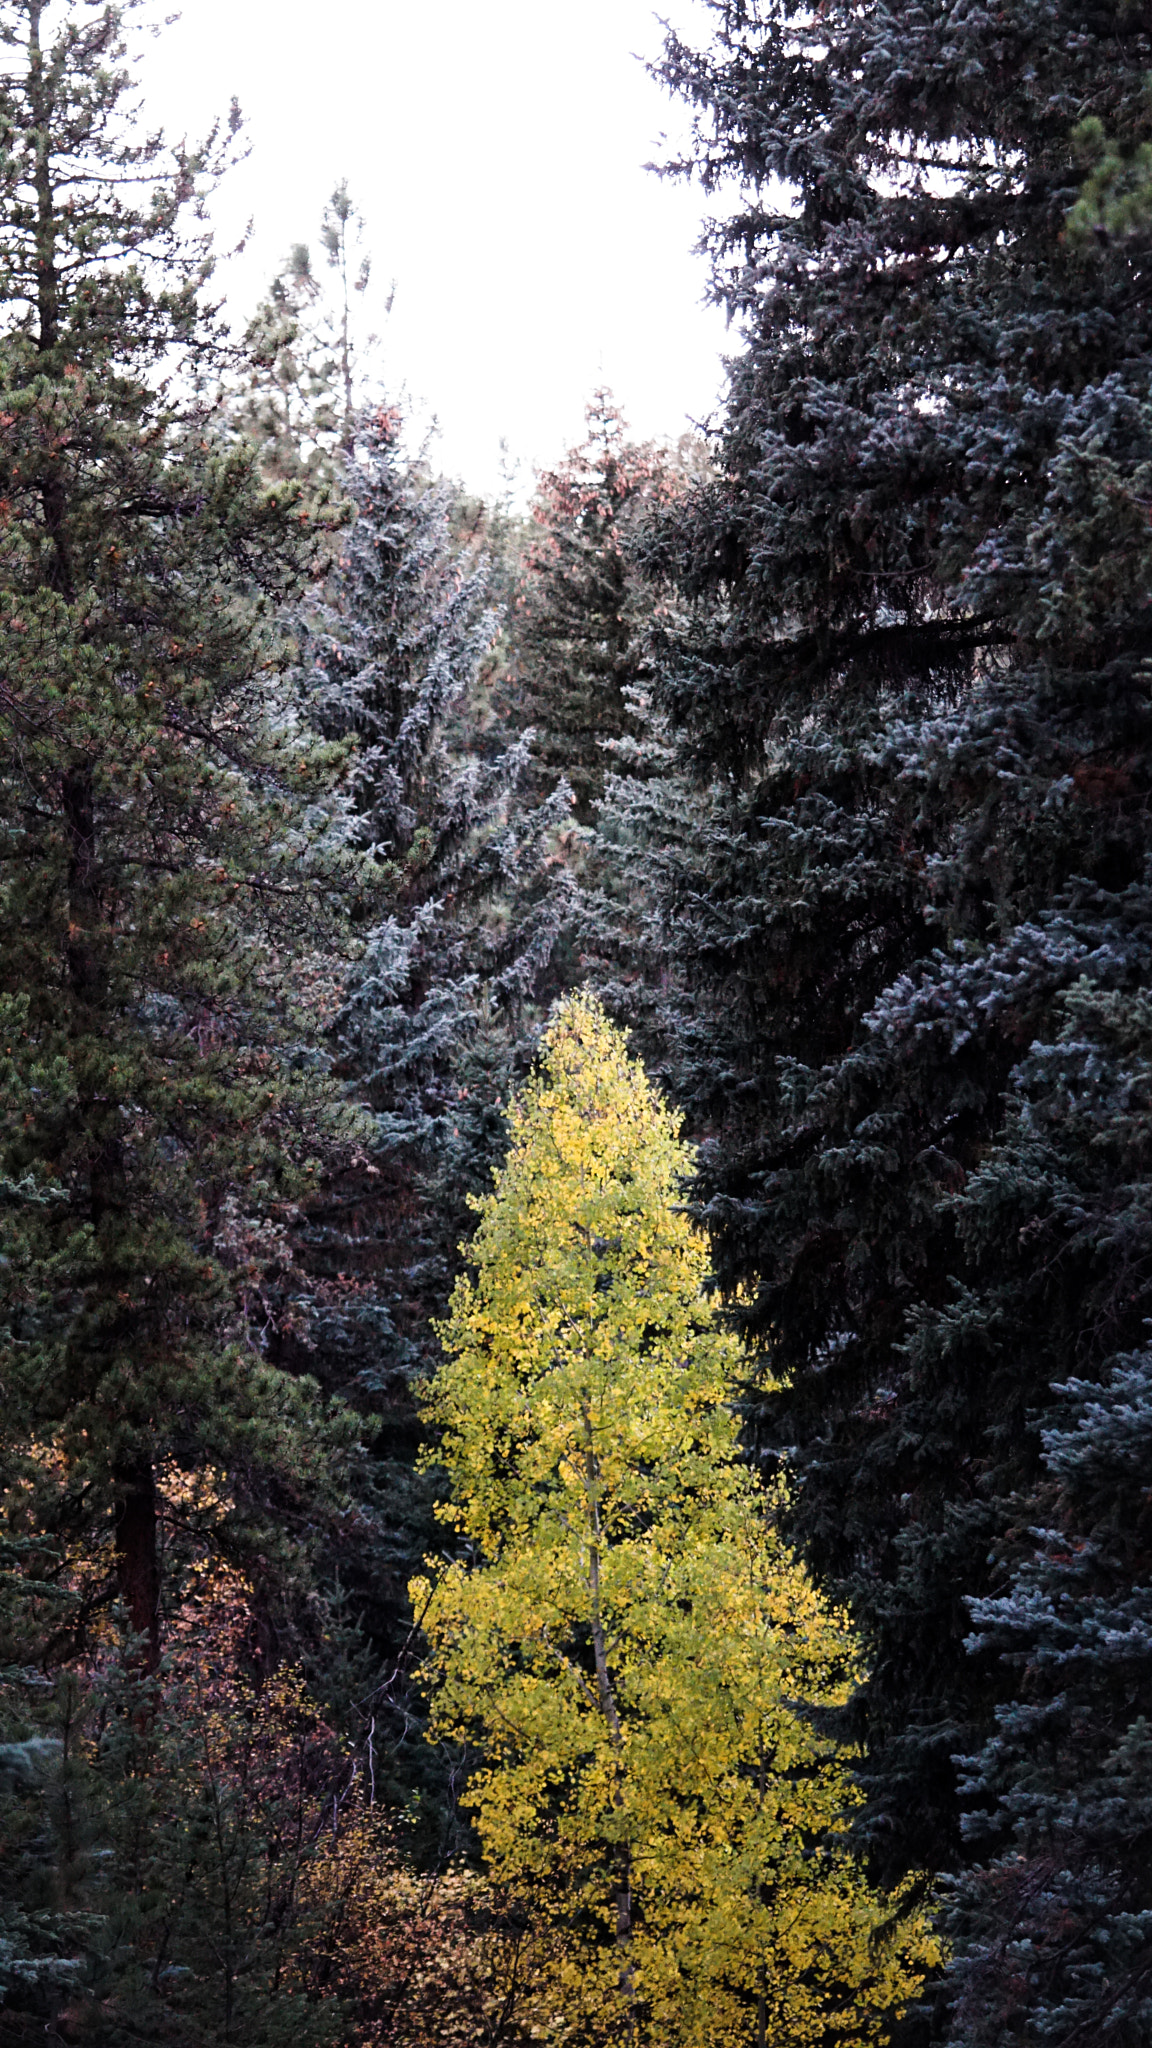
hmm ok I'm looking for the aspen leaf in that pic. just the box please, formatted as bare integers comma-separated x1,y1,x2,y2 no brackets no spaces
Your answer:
414,995,939,2047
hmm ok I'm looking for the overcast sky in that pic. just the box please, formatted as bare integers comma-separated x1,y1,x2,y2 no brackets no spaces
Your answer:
138,0,731,500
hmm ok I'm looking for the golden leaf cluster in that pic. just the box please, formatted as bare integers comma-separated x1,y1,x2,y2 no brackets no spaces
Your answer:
414,996,940,2047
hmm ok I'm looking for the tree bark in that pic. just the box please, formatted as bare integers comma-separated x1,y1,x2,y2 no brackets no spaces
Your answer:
114,1454,161,1670
59,495,159,1678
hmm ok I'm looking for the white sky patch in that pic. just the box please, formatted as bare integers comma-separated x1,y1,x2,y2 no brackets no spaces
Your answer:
136,0,732,500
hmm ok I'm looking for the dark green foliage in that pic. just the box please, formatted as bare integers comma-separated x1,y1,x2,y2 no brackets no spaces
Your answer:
0,0,362,1610
11,0,1152,2037
599,2,1152,2038
511,393,692,824
234,251,345,497
0,6,373,2026
943,982,1152,2045
1068,88,1152,247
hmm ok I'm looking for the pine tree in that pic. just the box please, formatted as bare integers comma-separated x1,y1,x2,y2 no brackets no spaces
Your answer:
414,995,938,2048
233,247,342,495
0,0,360,1715
601,3,1152,2037
232,181,380,500
317,179,376,455
0,8,387,2026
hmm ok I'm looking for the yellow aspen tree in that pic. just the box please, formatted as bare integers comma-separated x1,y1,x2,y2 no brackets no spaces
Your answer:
411,994,939,2048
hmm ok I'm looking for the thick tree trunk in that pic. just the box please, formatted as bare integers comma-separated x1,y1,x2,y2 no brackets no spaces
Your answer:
61,765,99,993
63,680,161,1676
62,765,161,1670
114,1455,161,1671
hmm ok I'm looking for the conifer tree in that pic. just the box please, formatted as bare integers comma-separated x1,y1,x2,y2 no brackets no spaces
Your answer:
0,0,360,1672
232,182,379,499
302,406,574,1370
281,409,575,1787
512,394,692,824
884,957,1152,2043
606,4,1152,2038
414,996,937,2048
0,7,388,2027
318,179,375,454
234,248,342,495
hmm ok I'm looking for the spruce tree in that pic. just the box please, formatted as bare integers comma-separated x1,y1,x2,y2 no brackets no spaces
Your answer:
286,409,576,1811
302,406,574,1383
603,4,1152,2038
946,1000,1152,2044
512,393,694,825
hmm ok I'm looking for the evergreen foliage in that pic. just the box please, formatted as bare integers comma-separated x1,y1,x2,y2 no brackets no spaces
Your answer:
317,180,376,455
598,1,1152,2039
0,0,364,1645
942,984,1152,2046
281,408,577,1822
7,0,1152,2038
299,407,575,1399
0,2,371,2027
232,181,377,501
233,249,343,498
511,394,695,824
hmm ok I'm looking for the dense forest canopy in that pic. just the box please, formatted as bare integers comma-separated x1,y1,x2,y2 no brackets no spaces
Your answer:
1,2,1150,2045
